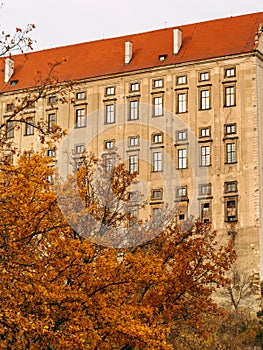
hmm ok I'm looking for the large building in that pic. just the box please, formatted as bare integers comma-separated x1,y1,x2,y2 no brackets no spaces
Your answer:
2,12,263,304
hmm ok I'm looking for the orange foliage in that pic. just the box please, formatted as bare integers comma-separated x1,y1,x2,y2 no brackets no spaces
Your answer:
0,153,236,349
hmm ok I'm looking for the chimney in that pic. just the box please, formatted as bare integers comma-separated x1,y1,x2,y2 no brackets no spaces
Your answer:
173,28,182,54
125,41,133,65
4,57,14,83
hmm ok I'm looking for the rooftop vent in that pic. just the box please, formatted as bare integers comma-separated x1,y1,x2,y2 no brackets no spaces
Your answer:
173,28,182,55
125,41,133,65
4,57,14,83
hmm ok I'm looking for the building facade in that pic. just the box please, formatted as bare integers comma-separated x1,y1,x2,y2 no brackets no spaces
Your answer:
1,12,263,304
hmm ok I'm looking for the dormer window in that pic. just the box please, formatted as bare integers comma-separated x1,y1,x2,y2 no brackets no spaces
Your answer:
10,79,18,86
159,54,167,61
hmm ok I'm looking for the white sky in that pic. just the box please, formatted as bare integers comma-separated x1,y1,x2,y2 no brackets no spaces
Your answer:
1,0,263,51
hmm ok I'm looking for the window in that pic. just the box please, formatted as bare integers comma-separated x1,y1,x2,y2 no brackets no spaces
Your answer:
178,148,187,169
6,120,14,138
177,92,187,113
152,207,161,216
129,100,139,120
153,96,163,117
200,127,211,138
159,54,167,61
48,113,56,132
75,144,85,154
225,67,236,78
199,183,211,196
176,75,187,85
129,191,139,203
6,103,14,112
47,148,56,157
48,95,57,105
176,129,187,141
225,197,238,222
153,79,163,88
151,189,163,200
129,155,138,174
130,82,139,92
153,152,162,172
47,173,55,184
199,72,210,81
200,89,210,110
105,157,114,172
201,202,211,223
176,186,187,199
76,108,86,128
226,142,236,164
225,123,236,135
105,86,115,96
225,181,237,193
129,208,138,226
129,136,139,147
25,117,34,136
104,140,114,150
105,104,115,124
76,91,86,100
152,133,163,144
200,145,211,166
224,86,236,107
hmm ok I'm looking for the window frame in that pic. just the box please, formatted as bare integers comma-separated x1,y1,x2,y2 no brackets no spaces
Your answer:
129,99,139,120
224,85,236,107
153,96,163,117
129,154,138,174
129,136,139,147
199,88,211,110
105,104,115,124
152,151,162,172
24,117,34,136
225,123,237,135
76,91,86,101
153,78,163,89
152,132,163,144
75,107,86,128
47,95,57,105
151,188,163,200
176,129,188,142
178,148,187,169
225,67,236,78
47,112,56,132
177,91,188,113
6,120,14,138
199,127,211,138
200,145,211,167
130,82,139,92
105,86,115,96
226,142,236,164
176,75,187,85
199,71,210,82
225,196,238,222
199,183,211,196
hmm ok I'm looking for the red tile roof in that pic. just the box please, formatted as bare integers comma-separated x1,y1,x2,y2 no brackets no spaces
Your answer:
1,12,263,93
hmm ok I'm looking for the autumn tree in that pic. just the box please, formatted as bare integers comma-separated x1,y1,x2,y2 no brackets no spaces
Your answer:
0,23,70,158
0,152,236,349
